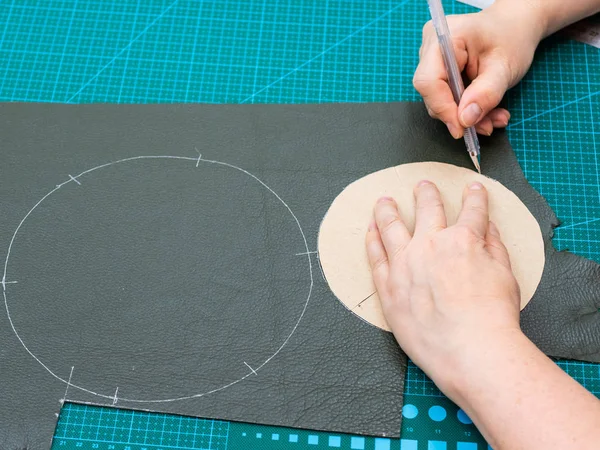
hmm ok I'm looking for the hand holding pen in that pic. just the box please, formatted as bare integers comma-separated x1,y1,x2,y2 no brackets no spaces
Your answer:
414,1,541,152
425,0,483,172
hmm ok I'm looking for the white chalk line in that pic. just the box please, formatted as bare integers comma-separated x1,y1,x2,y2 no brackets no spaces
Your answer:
1,278,17,290
243,361,257,376
60,366,75,404
316,255,327,282
68,174,81,185
112,387,119,405
3,154,314,404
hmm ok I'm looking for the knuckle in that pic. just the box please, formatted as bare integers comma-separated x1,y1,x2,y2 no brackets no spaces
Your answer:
416,200,442,212
370,255,389,273
467,203,487,215
479,85,503,109
388,244,408,262
433,102,455,118
422,20,434,36
412,69,438,96
476,124,491,135
425,224,445,234
412,73,428,93
422,98,455,120
453,224,477,243
379,215,403,235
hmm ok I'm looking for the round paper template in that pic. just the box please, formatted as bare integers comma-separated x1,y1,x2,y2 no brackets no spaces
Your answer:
318,162,545,331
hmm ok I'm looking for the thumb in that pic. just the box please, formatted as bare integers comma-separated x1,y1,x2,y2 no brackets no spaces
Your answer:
458,61,510,128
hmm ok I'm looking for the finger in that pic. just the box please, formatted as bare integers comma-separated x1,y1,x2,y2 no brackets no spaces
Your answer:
414,25,468,139
425,103,462,140
458,60,511,128
487,108,510,128
446,121,464,140
486,221,512,269
366,220,390,288
475,116,493,136
374,197,412,262
456,182,489,239
414,75,462,138
414,180,447,235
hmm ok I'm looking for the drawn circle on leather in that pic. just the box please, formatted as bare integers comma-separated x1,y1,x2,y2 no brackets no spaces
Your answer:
318,162,545,331
3,155,313,403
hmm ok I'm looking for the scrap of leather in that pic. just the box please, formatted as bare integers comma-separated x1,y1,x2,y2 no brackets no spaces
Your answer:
0,102,598,450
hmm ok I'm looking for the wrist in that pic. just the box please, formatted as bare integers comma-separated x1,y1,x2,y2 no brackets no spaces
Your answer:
486,0,548,42
490,0,600,39
435,327,529,405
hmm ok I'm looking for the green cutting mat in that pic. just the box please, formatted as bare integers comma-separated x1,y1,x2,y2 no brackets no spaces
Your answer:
1,1,599,449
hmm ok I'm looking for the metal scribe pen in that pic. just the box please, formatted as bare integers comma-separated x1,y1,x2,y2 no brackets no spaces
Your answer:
426,0,481,173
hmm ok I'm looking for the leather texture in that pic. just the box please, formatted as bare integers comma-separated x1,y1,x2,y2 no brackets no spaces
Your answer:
1,102,406,449
1,102,598,450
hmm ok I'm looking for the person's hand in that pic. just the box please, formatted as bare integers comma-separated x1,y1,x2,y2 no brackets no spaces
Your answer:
365,181,521,395
413,3,545,138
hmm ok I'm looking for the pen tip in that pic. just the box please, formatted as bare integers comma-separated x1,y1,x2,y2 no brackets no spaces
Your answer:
470,153,481,174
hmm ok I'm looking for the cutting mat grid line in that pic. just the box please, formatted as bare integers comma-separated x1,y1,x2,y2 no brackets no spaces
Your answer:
54,404,230,450
1,0,599,448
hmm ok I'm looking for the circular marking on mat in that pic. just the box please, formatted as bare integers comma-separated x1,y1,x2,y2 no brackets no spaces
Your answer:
318,162,545,331
428,405,447,422
402,404,419,419
2,155,313,403
457,409,473,425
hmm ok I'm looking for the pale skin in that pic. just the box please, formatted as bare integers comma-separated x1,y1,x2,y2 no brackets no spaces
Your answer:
367,1,600,447
366,182,600,449
414,0,600,137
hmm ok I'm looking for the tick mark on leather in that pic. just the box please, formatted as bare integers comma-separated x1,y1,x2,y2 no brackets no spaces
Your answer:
244,361,257,376
68,174,81,185
4,154,314,404
1,278,17,290
60,366,75,404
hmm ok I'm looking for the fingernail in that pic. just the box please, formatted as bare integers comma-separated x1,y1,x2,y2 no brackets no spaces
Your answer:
460,103,483,127
368,220,377,231
477,126,492,136
378,196,394,203
469,182,483,190
417,180,431,187
446,122,461,139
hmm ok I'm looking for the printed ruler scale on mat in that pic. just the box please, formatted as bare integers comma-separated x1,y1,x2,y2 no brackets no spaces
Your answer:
0,0,598,449
47,358,600,449
52,394,491,450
